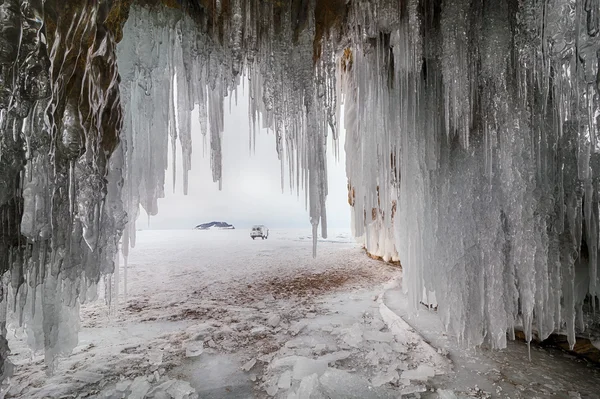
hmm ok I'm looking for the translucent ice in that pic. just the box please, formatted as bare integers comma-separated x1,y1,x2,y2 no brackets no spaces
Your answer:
2,0,600,376
278,370,292,390
184,341,204,358
400,365,436,382
129,376,151,399
292,358,328,380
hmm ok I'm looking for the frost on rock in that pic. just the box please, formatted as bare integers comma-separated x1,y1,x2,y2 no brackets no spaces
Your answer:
0,0,600,382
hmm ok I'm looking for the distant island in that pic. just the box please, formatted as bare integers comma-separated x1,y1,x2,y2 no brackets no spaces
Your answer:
194,221,235,230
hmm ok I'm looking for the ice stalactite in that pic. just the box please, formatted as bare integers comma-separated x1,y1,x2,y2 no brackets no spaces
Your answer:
2,0,600,382
116,2,336,258
342,0,600,350
0,0,125,374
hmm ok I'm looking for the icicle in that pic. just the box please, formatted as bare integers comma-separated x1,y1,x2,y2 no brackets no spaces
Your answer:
123,254,128,301
4,1,600,377
114,245,119,307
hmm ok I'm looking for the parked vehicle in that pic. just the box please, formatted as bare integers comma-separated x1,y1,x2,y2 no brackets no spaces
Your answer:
250,225,269,240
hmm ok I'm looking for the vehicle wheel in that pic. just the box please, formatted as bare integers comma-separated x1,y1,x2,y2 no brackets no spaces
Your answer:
252,237,255,240
262,237,265,240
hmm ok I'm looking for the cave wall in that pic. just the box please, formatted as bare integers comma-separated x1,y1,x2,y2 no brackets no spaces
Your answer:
1,0,600,379
342,0,600,350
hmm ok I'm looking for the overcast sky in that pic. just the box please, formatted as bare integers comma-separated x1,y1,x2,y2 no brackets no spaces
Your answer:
138,87,350,230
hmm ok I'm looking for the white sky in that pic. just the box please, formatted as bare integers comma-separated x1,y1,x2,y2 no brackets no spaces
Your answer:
138,86,350,230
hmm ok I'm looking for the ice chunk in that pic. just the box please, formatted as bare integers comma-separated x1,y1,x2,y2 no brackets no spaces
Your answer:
241,358,257,371
313,344,327,354
186,323,217,341
399,385,427,395
437,389,458,399
319,351,352,365
100,388,119,398
270,356,301,369
148,350,164,366
365,349,385,366
250,326,268,336
318,368,394,398
165,380,198,399
340,324,363,348
152,392,170,399
400,365,436,381
371,370,399,387
149,380,177,395
296,373,320,398
267,314,281,327
129,376,151,399
278,370,292,389
370,319,386,331
285,339,302,349
73,371,103,384
290,321,308,336
293,358,328,380
320,325,334,333
185,341,204,358
388,360,409,371
391,342,408,353
266,384,278,396
115,379,132,392
148,379,198,399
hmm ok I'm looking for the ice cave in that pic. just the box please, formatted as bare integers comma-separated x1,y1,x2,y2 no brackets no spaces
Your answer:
1,0,600,396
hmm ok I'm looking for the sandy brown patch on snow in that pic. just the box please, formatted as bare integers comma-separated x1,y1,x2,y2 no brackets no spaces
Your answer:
223,259,398,306
251,268,379,299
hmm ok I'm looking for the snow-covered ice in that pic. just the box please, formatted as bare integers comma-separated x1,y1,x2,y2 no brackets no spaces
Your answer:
5,229,600,398
5,229,400,398
400,365,436,382
3,1,600,374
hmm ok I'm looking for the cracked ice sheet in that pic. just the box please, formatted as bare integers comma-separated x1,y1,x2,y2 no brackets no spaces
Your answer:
383,282,600,398
4,228,399,398
260,287,452,399
8,229,597,398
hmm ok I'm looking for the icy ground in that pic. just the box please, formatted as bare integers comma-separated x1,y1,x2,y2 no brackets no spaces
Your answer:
4,229,600,398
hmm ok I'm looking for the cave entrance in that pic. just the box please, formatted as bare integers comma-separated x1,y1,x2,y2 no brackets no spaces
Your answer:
7,80,410,399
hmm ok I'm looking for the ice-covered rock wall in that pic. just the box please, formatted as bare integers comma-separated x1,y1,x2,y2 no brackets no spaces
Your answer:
1,0,600,380
0,0,126,375
342,0,600,350
0,0,339,375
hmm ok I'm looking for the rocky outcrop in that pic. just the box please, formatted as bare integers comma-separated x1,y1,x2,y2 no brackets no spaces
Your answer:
194,222,235,230
348,182,399,264
515,330,600,365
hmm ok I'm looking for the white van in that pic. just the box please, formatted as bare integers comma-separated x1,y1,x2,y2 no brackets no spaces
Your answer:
250,225,269,240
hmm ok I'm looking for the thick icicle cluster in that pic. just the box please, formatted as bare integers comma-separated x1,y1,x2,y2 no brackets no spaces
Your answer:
0,0,340,376
116,2,337,259
1,0,600,381
343,0,600,349
0,0,125,374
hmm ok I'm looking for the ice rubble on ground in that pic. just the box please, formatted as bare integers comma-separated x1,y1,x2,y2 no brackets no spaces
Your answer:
259,302,449,399
98,376,198,399
1,0,600,376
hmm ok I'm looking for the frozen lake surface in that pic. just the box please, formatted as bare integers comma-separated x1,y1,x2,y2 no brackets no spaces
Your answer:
4,229,600,398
